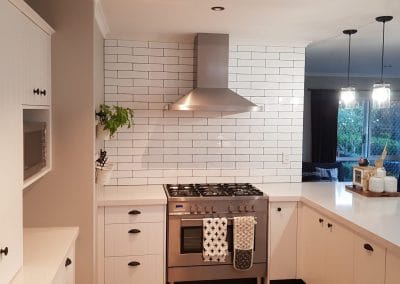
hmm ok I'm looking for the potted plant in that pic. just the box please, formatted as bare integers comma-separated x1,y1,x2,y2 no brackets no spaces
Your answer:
95,149,114,185
95,104,134,140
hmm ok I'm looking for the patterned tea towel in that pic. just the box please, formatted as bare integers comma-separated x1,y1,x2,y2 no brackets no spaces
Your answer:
203,217,228,262
233,216,257,270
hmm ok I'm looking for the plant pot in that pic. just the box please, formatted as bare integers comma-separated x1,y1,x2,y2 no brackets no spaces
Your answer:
96,124,111,140
96,163,114,185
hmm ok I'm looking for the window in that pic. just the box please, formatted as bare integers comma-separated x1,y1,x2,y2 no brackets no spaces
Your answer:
337,92,400,181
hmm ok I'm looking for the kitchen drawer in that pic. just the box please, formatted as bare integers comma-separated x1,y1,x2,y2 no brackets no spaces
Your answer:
105,254,163,284
105,222,164,256
105,205,164,224
52,244,75,284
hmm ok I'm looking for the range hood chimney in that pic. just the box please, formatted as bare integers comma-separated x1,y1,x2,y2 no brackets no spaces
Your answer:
165,33,263,112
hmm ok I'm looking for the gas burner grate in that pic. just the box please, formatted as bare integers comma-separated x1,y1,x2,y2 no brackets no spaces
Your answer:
165,183,263,197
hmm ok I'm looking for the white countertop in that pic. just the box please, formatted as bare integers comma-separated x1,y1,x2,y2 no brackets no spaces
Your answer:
258,182,400,251
97,182,400,252
97,185,167,206
11,227,79,284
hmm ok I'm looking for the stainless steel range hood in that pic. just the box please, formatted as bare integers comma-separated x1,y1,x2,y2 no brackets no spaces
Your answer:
165,33,263,112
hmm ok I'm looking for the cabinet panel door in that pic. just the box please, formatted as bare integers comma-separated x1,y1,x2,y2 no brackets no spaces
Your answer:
105,223,164,256
0,1,24,283
20,14,51,106
354,235,385,284
105,255,163,284
300,205,326,284
325,220,354,284
269,202,298,280
385,250,400,284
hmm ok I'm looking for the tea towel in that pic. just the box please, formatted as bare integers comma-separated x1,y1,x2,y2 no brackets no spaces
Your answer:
203,217,228,262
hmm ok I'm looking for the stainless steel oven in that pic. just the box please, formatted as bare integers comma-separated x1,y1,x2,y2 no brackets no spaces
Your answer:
165,184,268,284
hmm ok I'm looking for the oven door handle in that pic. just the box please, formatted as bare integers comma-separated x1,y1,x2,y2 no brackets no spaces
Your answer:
180,217,257,222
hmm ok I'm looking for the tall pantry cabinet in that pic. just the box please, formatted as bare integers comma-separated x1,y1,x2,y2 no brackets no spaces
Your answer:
0,0,53,282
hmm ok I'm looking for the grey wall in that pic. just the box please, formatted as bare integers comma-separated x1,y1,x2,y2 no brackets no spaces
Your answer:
22,1,98,283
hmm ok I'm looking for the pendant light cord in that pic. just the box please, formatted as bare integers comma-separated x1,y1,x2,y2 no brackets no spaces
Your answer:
347,34,352,87
380,21,386,83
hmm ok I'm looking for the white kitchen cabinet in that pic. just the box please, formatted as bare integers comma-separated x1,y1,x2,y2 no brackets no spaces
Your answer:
0,1,53,282
11,0,52,106
99,204,166,284
354,234,386,284
300,204,354,284
300,204,326,284
269,202,298,280
52,244,76,284
105,254,163,284
0,1,24,282
385,250,400,284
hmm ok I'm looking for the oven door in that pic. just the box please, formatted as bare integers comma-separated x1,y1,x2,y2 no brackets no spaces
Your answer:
168,213,267,267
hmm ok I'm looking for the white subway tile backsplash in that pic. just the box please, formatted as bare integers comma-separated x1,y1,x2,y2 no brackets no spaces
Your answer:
104,39,304,185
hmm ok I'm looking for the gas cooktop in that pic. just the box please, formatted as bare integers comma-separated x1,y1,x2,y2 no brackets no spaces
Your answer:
165,183,263,198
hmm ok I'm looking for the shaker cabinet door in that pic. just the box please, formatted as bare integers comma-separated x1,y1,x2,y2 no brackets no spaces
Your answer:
269,202,298,280
386,250,400,284
300,205,326,284
354,235,386,284
0,1,24,283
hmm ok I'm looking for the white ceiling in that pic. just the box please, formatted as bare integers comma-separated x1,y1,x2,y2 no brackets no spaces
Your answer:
100,0,400,76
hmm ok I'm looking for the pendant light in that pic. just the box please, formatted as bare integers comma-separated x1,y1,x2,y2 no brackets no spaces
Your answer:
340,29,358,108
372,16,393,109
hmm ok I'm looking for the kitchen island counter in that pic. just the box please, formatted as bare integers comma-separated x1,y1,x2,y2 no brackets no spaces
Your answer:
258,182,400,253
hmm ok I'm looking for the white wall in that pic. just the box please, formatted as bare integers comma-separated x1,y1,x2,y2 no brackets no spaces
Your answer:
103,39,306,185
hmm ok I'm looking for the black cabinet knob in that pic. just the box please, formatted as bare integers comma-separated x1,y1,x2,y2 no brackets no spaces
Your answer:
65,257,72,267
128,229,141,234
40,89,47,96
277,207,282,212
33,88,40,95
327,223,333,228
363,243,374,252
318,218,324,223
0,247,8,256
128,261,141,267
128,210,141,215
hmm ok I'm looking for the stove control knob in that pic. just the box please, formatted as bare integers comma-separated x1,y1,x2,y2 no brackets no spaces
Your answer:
228,205,234,213
251,205,256,212
197,206,202,214
189,206,196,214
238,205,244,212
245,205,251,212
205,206,210,213
211,206,216,213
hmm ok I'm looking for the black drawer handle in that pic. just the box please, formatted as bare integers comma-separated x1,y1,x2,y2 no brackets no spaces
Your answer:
0,247,8,256
364,243,374,252
128,229,141,234
128,261,141,267
327,223,333,228
128,210,141,215
40,89,47,96
65,257,72,267
277,207,282,212
33,88,40,95
318,218,324,223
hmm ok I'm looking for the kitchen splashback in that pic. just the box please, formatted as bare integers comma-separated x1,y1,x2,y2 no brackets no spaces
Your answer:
104,39,305,185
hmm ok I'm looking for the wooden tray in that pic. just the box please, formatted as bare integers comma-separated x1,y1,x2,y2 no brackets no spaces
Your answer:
345,185,400,197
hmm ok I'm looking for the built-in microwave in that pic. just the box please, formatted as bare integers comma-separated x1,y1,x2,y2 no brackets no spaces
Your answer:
23,121,47,180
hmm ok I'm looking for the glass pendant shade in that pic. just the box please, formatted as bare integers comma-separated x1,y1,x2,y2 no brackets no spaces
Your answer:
340,87,357,108
372,83,391,109
340,29,357,108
